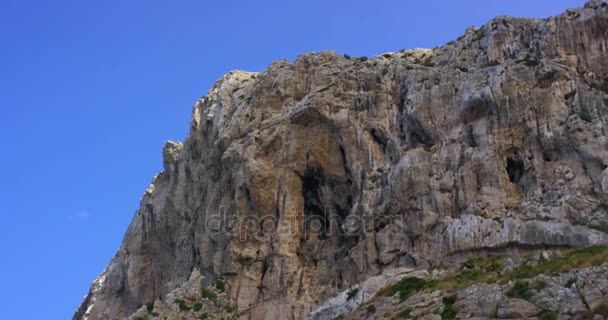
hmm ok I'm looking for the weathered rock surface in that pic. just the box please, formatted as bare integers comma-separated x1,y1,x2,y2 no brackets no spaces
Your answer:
344,263,608,320
75,1,608,319
496,298,541,318
126,270,236,320
306,268,428,320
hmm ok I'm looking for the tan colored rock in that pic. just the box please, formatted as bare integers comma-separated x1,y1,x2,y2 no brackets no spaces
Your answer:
75,2,608,320
497,299,541,319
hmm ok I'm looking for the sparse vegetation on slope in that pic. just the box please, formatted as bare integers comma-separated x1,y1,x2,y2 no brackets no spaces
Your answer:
370,246,608,319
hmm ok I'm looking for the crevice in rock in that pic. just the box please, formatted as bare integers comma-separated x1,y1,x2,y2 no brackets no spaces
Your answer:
465,124,478,147
403,113,435,148
338,145,353,181
397,96,407,145
368,128,388,153
258,257,271,296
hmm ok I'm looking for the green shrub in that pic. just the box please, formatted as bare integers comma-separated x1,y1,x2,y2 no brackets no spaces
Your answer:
441,304,458,320
539,311,558,320
383,277,437,301
578,111,592,122
174,298,191,311
146,301,154,313
508,280,533,300
443,294,457,305
193,302,203,312
366,304,377,314
382,53,392,59
441,294,458,320
334,314,347,320
200,287,218,303
565,277,577,288
517,56,540,66
456,268,483,283
346,288,359,301
214,278,226,292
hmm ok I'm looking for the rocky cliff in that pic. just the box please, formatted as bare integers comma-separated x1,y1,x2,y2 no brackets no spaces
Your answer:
75,1,608,319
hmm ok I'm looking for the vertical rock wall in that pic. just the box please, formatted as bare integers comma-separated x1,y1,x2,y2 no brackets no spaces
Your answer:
75,2,608,319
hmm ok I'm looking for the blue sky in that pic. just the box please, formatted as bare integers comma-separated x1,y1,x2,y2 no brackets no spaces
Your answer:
0,0,587,318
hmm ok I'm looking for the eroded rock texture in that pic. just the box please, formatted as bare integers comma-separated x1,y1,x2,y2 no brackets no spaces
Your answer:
75,1,608,319
341,257,608,320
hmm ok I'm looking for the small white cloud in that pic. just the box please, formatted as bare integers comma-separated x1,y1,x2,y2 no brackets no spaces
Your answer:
69,210,90,221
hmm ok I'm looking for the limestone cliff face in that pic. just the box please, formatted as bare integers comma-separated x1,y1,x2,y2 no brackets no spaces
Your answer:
75,2,608,319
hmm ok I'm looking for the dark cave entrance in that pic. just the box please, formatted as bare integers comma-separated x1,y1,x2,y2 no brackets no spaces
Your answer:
301,166,329,239
506,154,524,184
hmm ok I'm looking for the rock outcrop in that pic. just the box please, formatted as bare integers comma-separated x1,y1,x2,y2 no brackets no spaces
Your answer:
75,1,608,319
339,249,608,320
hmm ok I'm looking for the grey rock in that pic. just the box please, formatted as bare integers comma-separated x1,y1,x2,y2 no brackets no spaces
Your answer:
74,2,608,320
457,284,503,318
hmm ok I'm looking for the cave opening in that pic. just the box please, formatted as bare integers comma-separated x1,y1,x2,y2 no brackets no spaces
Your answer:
506,154,524,184
301,166,328,239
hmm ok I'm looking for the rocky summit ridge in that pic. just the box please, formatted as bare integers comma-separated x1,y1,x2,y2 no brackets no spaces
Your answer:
75,1,608,319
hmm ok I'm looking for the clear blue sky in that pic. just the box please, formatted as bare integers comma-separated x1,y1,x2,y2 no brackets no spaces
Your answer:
0,0,586,318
